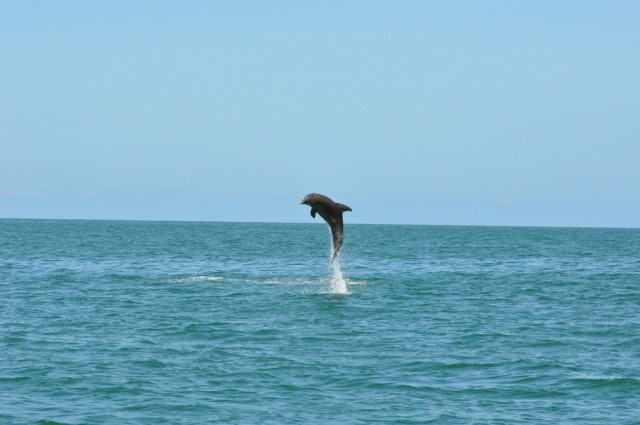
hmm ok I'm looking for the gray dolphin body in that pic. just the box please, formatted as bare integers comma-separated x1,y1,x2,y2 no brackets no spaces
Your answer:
299,193,352,259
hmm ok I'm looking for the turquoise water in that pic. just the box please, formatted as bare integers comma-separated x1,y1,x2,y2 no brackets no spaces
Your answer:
1,219,639,424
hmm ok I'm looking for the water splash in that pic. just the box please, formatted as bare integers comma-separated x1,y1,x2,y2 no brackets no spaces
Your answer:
330,256,350,294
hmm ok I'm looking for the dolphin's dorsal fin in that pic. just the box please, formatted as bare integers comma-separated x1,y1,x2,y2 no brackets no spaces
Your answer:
336,203,352,212
310,207,317,218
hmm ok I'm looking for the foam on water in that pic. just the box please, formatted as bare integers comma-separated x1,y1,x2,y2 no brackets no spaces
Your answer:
167,275,224,283
188,275,224,282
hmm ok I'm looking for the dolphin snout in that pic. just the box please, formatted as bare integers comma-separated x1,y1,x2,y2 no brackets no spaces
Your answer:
298,200,305,204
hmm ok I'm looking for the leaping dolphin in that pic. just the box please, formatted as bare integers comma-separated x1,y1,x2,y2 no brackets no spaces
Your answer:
299,193,352,259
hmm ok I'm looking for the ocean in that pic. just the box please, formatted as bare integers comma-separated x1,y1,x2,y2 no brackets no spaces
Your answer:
1,219,639,424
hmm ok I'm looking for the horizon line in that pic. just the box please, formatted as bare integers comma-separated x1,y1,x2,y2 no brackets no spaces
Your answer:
1,216,637,231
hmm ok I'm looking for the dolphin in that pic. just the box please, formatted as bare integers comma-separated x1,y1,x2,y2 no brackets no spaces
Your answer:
299,193,352,259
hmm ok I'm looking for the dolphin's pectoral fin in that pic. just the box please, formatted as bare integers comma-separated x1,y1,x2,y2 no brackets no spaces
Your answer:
310,207,317,218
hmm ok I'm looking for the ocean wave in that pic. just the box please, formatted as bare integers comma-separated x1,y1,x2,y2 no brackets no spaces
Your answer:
569,376,640,389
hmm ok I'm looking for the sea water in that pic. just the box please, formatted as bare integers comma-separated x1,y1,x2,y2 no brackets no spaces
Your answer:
1,219,639,424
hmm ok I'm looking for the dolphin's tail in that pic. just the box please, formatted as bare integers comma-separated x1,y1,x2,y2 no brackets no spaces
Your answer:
331,228,344,260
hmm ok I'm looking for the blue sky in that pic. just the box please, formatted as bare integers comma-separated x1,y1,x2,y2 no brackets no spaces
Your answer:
1,1,639,227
